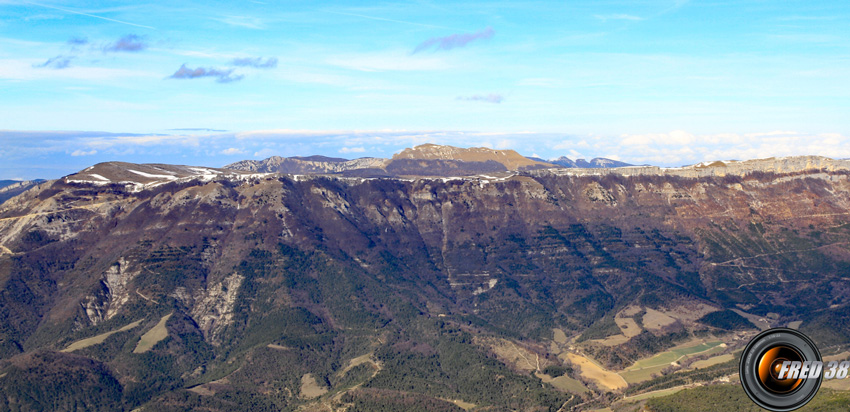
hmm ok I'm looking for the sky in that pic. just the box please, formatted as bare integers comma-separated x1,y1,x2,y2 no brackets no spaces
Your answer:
1,0,849,180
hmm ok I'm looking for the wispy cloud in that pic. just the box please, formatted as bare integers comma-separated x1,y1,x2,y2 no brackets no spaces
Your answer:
168,64,243,83
457,94,504,104
71,149,97,156
169,128,228,132
3,58,155,81
413,27,495,53
321,10,457,31
220,147,246,155
339,146,365,153
595,14,644,22
67,36,88,45
33,55,73,69
104,34,147,52
213,15,265,29
23,1,155,30
231,57,278,68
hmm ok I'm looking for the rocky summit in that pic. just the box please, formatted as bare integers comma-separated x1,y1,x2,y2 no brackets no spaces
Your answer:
2,150,850,410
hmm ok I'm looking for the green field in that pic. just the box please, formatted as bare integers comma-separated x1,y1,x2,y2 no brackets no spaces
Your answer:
624,385,688,401
550,375,591,394
642,385,850,412
690,354,734,370
536,371,591,394
620,341,724,383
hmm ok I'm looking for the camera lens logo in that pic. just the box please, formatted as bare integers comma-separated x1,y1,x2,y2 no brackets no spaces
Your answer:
740,328,822,411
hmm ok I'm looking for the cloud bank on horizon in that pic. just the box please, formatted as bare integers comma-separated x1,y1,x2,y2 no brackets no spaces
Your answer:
3,129,850,180
1,0,849,179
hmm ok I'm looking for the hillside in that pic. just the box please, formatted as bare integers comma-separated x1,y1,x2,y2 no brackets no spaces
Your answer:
2,157,850,410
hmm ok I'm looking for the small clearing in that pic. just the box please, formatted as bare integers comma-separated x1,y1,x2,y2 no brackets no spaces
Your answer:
615,316,641,338
443,399,476,410
620,305,642,317
553,328,568,344
536,371,590,394
482,337,539,371
187,385,215,396
787,320,803,329
591,334,630,347
730,309,770,329
341,353,373,375
563,353,627,391
642,308,677,331
61,319,143,352
133,313,172,353
661,303,718,322
300,373,328,398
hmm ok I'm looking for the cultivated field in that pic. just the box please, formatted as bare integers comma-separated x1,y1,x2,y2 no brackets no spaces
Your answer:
536,371,590,394
690,354,733,369
564,353,628,391
623,385,688,401
620,340,725,383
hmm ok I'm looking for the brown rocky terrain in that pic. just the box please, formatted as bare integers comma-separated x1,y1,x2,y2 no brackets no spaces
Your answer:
1,154,850,410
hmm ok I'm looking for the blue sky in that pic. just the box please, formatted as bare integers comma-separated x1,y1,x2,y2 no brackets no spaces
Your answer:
1,0,849,179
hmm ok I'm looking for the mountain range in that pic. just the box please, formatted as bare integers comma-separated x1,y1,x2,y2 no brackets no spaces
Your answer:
224,144,632,177
1,145,850,411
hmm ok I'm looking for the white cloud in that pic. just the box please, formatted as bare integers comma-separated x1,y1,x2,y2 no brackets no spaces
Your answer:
253,148,277,157
6,129,850,173
620,130,694,146
495,139,514,149
620,134,654,146
220,147,246,155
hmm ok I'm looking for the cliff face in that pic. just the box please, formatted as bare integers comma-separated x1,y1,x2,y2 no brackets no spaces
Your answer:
2,162,850,409
4,164,850,341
